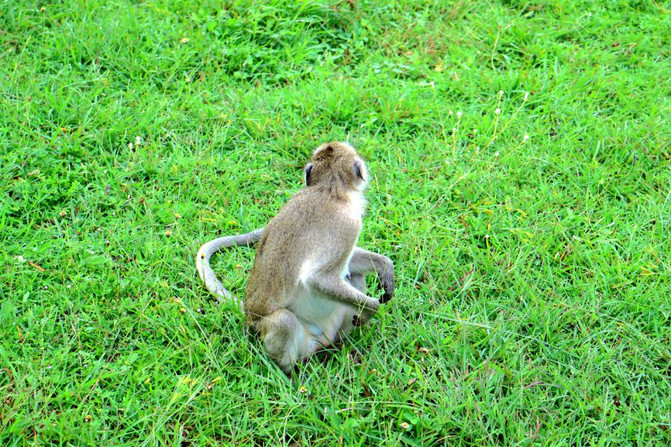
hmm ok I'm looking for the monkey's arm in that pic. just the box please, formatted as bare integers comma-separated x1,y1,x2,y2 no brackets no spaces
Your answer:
349,247,395,303
307,273,380,312
196,228,264,302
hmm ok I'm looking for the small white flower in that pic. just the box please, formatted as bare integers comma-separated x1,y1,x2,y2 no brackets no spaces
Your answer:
135,136,142,145
494,152,500,157
524,92,530,101
495,108,501,115
456,111,462,118
523,134,530,141
128,142,133,150
498,90,504,96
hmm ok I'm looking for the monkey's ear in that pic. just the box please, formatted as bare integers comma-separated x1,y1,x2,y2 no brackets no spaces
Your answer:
353,160,365,181
304,163,313,186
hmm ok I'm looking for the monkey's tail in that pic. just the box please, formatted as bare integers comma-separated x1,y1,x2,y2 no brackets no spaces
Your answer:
195,228,264,310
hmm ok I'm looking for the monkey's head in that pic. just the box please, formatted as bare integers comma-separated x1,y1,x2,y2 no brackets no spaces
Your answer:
304,142,368,191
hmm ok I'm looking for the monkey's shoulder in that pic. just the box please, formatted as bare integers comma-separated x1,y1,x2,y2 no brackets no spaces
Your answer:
257,188,362,254
280,188,365,221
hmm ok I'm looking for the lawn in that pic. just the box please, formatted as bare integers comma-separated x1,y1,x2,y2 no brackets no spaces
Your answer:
1,0,670,445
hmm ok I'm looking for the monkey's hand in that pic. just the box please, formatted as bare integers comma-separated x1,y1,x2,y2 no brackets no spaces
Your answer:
353,301,380,327
378,259,395,304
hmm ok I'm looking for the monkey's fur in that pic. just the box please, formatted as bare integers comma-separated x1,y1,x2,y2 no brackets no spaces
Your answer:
196,142,394,373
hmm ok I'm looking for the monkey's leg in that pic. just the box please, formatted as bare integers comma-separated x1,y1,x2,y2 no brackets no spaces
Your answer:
349,247,395,304
338,272,366,332
347,272,366,293
258,309,317,374
344,248,395,328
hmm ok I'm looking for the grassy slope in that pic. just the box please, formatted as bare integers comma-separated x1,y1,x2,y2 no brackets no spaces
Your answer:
1,0,670,445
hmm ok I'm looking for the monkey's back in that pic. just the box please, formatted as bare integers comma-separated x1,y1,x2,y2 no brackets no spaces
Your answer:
244,187,362,323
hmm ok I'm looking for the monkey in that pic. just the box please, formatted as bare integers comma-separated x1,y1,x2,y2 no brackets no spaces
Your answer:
196,142,394,373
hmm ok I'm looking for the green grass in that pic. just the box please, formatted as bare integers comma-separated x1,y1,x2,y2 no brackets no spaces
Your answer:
1,0,670,444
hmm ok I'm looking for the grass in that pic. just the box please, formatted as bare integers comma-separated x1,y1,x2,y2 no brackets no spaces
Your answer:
1,0,670,444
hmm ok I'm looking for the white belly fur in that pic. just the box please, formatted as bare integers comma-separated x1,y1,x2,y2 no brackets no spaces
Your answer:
289,284,356,352
290,248,358,355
